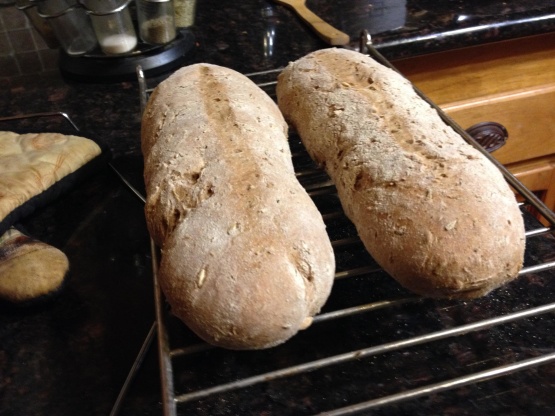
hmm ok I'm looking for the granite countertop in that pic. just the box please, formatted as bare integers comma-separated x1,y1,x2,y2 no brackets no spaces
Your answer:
1,1,555,415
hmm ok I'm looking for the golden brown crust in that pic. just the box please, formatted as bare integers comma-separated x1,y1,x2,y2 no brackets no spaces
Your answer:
276,48,525,299
142,64,335,349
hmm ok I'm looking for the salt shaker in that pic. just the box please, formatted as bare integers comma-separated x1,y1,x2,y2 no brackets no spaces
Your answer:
137,0,176,45
80,0,137,55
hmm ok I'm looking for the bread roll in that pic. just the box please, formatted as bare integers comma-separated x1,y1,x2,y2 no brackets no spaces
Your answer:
276,48,525,299
141,63,335,349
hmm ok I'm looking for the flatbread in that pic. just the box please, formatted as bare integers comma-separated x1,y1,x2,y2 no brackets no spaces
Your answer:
0,131,102,224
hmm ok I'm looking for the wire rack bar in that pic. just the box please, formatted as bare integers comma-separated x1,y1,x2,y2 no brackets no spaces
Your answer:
0,111,80,131
317,351,555,416
172,302,555,404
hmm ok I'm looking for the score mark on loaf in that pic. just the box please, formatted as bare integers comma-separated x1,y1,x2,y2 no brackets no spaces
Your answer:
141,64,335,350
276,48,525,299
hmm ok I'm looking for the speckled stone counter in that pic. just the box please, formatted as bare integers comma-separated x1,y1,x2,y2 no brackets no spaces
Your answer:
1,1,555,415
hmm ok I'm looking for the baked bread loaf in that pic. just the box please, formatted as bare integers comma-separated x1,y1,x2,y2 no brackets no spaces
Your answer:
276,48,525,299
142,63,335,349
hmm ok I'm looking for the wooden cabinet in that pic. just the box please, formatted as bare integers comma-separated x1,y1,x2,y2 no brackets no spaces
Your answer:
391,32,555,216
510,156,555,210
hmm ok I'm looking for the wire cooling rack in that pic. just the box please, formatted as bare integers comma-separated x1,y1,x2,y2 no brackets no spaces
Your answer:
110,34,555,416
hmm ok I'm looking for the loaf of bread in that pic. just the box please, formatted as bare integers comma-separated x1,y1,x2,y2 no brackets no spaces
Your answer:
141,63,335,349
276,48,525,299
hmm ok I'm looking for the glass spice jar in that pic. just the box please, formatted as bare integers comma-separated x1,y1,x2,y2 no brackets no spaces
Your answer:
80,0,138,55
173,0,196,28
36,0,98,56
136,0,176,45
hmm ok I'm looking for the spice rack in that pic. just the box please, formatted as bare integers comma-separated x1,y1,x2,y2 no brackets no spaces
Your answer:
58,28,195,81
17,0,196,81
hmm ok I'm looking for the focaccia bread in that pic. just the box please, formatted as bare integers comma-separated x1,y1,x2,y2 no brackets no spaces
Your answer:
276,48,525,299
0,131,102,234
142,63,335,350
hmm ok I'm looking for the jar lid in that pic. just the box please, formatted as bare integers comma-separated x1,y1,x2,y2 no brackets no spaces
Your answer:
79,0,133,15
